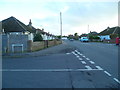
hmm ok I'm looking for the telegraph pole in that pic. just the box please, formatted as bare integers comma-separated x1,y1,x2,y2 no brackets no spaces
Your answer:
60,12,62,40
88,25,90,38
88,25,89,33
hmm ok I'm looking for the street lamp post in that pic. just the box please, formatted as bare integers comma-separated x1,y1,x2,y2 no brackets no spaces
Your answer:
60,12,62,41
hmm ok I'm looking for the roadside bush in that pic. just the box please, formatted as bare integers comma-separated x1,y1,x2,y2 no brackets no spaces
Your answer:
89,35,100,39
34,33,43,42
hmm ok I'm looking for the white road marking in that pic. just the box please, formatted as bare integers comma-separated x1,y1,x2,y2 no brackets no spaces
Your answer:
95,66,103,70
77,52,80,53
76,55,80,58
75,50,78,52
75,50,80,54
83,56,86,58
72,51,75,54
66,53,71,55
81,61,86,64
104,71,112,77
85,66,92,70
113,78,120,84
89,61,95,64
80,54,83,56
86,58,90,60
72,52,77,56
78,58,83,60
1,69,103,72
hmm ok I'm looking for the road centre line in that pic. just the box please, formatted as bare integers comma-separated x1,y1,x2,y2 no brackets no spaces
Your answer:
104,71,112,77
74,50,78,52
86,58,90,60
85,66,92,70
72,51,74,53
77,52,80,54
1,69,103,72
73,50,119,84
82,56,86,58
76,55,80,58
72,52,77,55
95,66,103,70
89,61,95,64
78,58,83,60
75,50,81,55
72,52,77,56
113,78,120,84
81,61,86,64
80,54,83,56
66,53,71,55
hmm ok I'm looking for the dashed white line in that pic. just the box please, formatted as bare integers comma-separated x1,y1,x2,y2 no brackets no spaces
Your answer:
81,61,87,64
76,55,80,58
80,54,83,56
66,53,71,55
113,78,120,84
89,61,95,64
75,50,81,55
74,50,77,52
85,66,92,70
83,56,86,58
72,51,74,53
77,52,81,54
78,58,83,60
104,71,112,77
86,58,90,60
95,66,103,70
72,52,77,56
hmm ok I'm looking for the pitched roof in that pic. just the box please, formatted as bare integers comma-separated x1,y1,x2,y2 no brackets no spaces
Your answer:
99,26,120,35
2,16,36,33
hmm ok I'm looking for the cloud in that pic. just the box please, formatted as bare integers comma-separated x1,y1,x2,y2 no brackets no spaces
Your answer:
61,6,69,13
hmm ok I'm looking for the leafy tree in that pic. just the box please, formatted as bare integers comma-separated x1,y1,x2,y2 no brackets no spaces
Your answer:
34,33,43,41
56,35,61,39
89,35,100,39
74,33,78,36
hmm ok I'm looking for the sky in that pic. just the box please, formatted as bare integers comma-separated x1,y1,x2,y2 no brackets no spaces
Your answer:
0,0,119,36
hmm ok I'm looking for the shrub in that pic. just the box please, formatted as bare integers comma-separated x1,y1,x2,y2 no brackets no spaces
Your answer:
34,33,43,42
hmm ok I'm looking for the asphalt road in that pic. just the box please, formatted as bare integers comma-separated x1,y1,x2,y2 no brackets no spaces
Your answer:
2,40,120,89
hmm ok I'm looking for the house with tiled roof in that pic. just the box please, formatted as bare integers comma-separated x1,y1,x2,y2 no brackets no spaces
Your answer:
36,28,55,40
99,26,120,35
1,16,55,41
1,16,56,53
98,26,120,41
2,16,36,34
1,16,36,41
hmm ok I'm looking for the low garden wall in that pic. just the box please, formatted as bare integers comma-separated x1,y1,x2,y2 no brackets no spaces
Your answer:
28,40,62,52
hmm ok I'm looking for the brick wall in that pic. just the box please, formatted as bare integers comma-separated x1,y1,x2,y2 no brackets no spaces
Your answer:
30,40,62,52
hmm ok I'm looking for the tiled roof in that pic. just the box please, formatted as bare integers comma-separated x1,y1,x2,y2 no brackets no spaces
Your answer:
99,26,120,35
2,16,36,33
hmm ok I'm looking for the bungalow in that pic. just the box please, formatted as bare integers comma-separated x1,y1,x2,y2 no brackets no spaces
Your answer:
2,16,35,40
1,16,36,53
1,16,56,53
36,28,55,40
98,26,120,41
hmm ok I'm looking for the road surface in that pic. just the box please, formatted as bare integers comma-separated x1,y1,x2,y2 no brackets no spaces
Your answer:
2,40,120,89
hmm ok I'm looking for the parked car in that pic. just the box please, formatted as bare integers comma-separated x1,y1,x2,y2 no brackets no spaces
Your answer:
80,37,89,42
69,39,74,41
